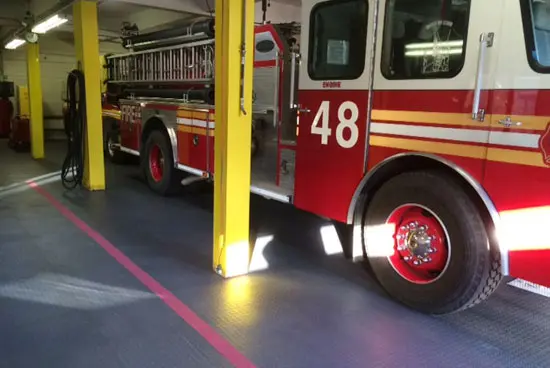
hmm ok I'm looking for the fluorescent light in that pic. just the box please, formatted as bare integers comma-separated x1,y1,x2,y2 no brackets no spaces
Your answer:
405,48,463,57
32,14,68,34
405,40,464,50
5,38,25,50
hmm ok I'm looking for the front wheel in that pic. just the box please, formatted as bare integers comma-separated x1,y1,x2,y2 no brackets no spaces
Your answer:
142,130,182,196
363,170,502,314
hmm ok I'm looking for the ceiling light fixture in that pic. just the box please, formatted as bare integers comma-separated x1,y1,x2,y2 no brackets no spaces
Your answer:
4,38,25,50
31,14,68,34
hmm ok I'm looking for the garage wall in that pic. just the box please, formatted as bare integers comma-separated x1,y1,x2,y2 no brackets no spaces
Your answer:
3,51,75,137
0,4,300,140
1,34,124,139
255,2,301,23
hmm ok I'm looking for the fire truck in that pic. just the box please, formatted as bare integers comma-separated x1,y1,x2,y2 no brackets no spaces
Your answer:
102,0,550,314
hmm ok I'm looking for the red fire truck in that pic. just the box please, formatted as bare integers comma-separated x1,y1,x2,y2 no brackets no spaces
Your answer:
102,0,550,314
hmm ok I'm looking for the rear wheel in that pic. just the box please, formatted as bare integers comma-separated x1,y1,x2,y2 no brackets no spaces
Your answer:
363,170,502,314
142,130,181,196
104,128,128,164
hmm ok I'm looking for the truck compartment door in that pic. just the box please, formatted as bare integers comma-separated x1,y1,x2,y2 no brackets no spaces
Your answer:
176,108,210,175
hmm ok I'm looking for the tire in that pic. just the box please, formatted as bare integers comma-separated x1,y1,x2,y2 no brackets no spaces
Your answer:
251,135,259,158
141,129,181,196
251,119,262,158
363,170,502,314
104,128,128,164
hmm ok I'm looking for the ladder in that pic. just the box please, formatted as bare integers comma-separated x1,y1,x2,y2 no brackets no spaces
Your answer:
106,39,215,84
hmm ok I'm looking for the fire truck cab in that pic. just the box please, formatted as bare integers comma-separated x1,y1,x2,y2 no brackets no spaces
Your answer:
102,0,550,314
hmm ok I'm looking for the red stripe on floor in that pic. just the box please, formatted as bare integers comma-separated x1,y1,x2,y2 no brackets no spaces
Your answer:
27,181,256,368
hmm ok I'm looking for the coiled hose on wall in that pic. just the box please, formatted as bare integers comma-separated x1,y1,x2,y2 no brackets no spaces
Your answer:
61,69,86,190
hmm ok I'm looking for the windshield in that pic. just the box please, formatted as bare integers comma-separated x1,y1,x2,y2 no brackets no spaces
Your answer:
522,0,550,71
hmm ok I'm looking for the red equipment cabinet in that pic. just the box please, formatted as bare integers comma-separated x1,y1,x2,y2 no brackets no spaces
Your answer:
0,81,14,137
8,116,30,152
0,97,13,138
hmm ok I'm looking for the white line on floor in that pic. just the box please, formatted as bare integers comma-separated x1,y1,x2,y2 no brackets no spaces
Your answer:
507,278,550,298
0,170,62,193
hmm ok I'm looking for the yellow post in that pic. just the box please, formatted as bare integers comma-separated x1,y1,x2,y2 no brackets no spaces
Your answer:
73,0,105,191
26,43,44,159
213,0,255,277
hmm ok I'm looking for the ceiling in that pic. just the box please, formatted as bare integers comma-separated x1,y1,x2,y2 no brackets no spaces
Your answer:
0,0,212,46
0,0,300,48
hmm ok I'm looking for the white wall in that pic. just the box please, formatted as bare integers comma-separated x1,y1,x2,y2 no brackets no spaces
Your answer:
255,2,300,23
1,34,125,139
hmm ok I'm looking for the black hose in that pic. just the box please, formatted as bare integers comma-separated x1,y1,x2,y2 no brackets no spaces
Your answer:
123,19,215,50
61,69,86,190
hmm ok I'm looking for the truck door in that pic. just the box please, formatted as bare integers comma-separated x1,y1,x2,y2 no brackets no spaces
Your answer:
294,0,374,223
368,0,502,185
485,0,550,287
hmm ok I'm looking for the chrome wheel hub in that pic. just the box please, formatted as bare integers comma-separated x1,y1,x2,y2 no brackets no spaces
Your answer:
396,221,438,266
386,204,451,284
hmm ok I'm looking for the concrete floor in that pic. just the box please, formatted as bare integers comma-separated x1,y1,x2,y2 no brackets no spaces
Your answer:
0,139,549,368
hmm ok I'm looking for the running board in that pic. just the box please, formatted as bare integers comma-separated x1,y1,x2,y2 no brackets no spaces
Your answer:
176,164,291,203
508,279,550,298
177,164,208,177
250,185,291,203
181,176,208,186
119,147,139,156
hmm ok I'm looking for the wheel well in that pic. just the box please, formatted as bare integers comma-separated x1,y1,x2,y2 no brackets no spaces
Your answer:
140,117,179,166
141,117,166,150
102,117,119,136
352,154,500,259
102,117,119,152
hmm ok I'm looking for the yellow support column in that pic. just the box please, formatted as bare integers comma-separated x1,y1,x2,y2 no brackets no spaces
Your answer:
213,0,255,277
73,0,105,190
26,43,44,159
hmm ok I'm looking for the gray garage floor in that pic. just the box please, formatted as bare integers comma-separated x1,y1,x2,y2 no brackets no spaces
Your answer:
0,139,549,368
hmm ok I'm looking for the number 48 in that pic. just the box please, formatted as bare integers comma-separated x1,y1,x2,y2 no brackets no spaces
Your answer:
311,101,359,149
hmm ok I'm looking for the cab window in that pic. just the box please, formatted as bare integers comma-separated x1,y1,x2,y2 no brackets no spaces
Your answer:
308,0,368,80
381,0,471,80
520,0,550,72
